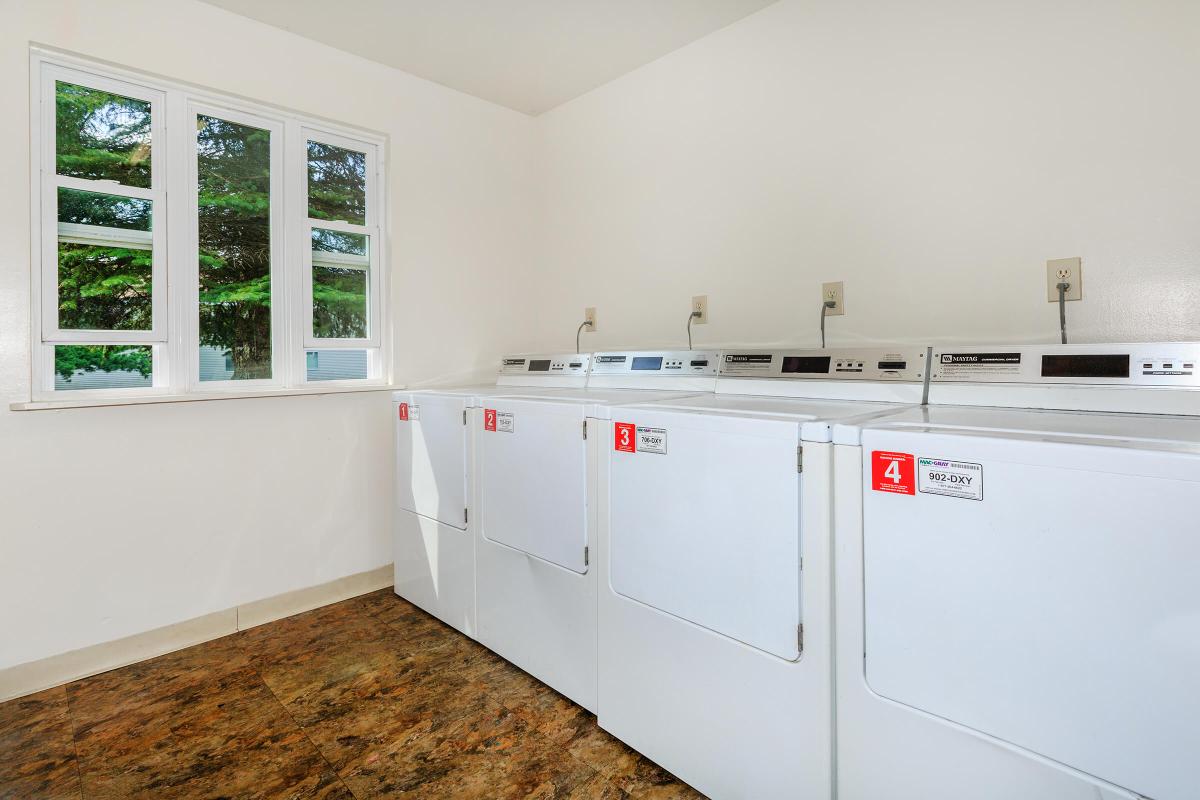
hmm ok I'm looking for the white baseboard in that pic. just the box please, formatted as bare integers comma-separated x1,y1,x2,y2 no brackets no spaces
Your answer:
0,564,393,703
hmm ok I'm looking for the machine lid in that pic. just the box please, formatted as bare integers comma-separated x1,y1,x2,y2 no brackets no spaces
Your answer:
927,342,1200,415
833,402,1200,451
609,393,913,442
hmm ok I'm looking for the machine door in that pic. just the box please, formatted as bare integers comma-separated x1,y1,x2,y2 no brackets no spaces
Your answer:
478,397,589,573
609,408,802,660
861,428,1200,800
394,393,468,529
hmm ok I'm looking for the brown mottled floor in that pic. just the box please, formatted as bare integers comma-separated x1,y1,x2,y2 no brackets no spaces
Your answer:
0,590,705,799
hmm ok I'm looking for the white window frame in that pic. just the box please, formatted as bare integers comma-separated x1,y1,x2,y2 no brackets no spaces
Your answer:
28,48,391,404
186,102,286,392
300,128,383,351
39,64,167,346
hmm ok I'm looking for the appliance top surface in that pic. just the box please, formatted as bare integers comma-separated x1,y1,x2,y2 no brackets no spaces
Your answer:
613,392,912,423
474,386,711,404
855,403,1200,451
394,383,545,398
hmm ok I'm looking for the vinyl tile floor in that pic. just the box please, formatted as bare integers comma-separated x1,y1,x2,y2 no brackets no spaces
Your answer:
0,589,705,799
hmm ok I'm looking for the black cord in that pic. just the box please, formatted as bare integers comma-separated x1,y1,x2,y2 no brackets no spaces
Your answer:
820,300,836,348
1056,282,1069,344
576,320,592,354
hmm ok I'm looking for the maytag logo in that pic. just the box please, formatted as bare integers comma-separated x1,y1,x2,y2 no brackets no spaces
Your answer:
941,353,1021,365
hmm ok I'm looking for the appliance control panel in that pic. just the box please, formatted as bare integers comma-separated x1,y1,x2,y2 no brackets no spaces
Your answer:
719,347,928,381
931,343,1200,385
590,350,719,376
498,354,591,376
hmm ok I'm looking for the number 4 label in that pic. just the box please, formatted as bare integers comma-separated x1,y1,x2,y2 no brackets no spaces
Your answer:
872,451,915,495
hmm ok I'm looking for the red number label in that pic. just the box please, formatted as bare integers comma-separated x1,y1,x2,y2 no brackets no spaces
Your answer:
398,402,409,421
484,409,497,432
872,451,915,495
614,422,636,453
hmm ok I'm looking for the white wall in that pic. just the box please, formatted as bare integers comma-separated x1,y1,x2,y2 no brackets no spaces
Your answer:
0,0,538,670
534,0,1200,351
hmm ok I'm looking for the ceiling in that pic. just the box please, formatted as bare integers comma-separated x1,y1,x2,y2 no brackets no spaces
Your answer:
198,0,778,115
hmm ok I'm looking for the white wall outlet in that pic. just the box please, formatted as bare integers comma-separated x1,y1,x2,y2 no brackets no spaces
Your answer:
822,282,845,316
584,306,597,331
691,295,708,324
1047,258,1082,302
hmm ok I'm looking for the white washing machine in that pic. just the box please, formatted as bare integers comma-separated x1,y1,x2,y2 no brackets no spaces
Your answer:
474,350,719,713
392,353,590,637
597,346,929,800
832,342,1200,800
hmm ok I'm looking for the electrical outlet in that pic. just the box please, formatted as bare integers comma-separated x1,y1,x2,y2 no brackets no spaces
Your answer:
584,306,597,331
822,282,844,316
691,295,708,324
1046,258,1082,302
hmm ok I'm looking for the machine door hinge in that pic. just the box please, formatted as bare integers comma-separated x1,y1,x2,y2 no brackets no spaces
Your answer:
463,409,467,425
584,546,589,566
797,623,805,654
797,445,804,473
583,420,588,439
464,507,468,524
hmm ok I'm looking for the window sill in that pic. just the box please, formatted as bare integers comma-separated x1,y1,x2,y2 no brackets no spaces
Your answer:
10,383,402,411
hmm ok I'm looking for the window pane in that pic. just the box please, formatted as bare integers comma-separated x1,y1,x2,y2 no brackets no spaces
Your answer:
307,140,366,224
306,350,369,381
54,345,152,390
312,228,369,339
197,114,272,381
56,81,152,188
57,187,153,331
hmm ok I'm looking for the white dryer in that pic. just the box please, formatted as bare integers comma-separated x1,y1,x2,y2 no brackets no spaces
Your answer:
833,342,1200,800
474,350,719,713
597,346,929,800
392,354,589,637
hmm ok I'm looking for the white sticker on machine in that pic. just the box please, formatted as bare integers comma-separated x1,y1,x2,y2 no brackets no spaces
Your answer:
636,426,667,455
918,457,982,500
410,404,421,421
496,411,515,433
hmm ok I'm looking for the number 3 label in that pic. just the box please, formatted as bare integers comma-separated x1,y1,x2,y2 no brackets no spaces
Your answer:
872,451,915,495
614,422,636,453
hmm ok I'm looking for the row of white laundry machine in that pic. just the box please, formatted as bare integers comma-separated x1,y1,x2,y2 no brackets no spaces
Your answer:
391,343,1199,800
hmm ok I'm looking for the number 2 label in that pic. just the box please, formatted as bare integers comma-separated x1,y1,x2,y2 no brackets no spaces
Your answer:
484,409,497,432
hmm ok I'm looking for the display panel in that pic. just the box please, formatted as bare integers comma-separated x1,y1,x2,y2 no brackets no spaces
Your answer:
781,356,832,374
631,356,663,371
878,361,907,370
1041,354,1130,378
527,359,551,372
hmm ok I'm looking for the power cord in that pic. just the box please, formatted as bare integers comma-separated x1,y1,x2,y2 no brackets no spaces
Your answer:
575,320,593,354
687,310,702,349
1056,282,1069,344
820,299,836,348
